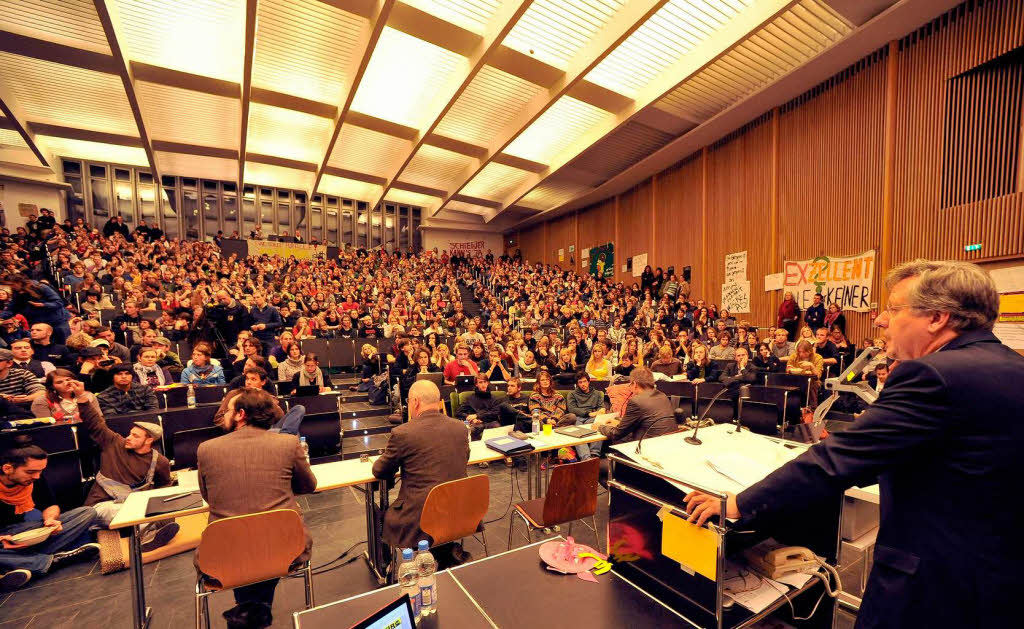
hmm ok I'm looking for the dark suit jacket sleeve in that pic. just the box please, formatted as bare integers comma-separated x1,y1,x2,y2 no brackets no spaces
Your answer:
601,396,642,442
143,386,159,410
372,429,403,480
737,360,949,523
291,441,317,495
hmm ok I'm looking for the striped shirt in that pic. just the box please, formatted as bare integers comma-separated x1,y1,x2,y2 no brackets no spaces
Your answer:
0,367,45,397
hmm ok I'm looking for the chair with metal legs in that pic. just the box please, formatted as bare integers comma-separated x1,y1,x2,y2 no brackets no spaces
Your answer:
419,474,490,558
508,458,600,550
194,509,314,629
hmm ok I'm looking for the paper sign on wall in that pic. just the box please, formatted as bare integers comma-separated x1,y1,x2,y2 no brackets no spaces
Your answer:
558,248,564,262
725,251,747,282
764,273,784,292
722,280,751,313
632,253,648,277
581,248,589,259
783,250,876,312
569,245,575,253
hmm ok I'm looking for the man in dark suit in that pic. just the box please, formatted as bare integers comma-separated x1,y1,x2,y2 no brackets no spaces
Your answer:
718,346,759,386
372,380,469,550
597,367,677,444
197,389,316,622
685,260,1023,629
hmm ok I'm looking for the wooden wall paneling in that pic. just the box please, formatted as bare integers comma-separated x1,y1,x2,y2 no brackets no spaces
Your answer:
616,179,653,283
779,50,888,344
653,154,702,294
893,0,1024,267
518,223,544,264
577,197,616,273
769,107,780,319
547,213,574,268
705,115,772,327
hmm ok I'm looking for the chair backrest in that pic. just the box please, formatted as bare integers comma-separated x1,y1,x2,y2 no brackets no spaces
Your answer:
197,509,307,589
542,458,600,526
419,474,489,546
738,399,782,436
172,426,224,470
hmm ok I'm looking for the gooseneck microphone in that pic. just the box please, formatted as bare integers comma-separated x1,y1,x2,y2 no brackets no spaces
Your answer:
686,380,741,445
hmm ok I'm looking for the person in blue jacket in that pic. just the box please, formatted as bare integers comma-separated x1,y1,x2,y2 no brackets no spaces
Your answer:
0,275,71,344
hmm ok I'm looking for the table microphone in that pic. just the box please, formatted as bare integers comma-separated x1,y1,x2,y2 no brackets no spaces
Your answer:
686,380,741,446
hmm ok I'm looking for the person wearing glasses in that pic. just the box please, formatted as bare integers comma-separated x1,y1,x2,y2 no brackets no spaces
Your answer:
684,260,1023,629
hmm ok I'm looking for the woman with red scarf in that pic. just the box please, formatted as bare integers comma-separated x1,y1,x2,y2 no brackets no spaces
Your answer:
776,291,801,343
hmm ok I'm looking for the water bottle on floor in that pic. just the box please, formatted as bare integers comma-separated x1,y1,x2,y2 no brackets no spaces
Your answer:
299,436,309,463
415,540,438,616
398,548,422,620
531,409,541,436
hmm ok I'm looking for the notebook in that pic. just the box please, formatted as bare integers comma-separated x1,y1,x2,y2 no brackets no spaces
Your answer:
485,435,535,456
554,425,598,438
145,491,203,517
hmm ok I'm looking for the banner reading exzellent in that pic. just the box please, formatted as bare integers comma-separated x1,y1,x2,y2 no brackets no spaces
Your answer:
783,250,876,312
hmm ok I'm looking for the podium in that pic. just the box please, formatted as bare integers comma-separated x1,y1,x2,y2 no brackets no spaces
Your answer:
607,425,843,629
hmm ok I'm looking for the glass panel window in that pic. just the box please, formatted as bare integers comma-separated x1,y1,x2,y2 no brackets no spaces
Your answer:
412,207,421,252
183,189,200,240
356,204,367,249
341,208,353,249
399,205,409,251
90,177,110,229
260,188,273,234
138,184,157,228
161,187,179,240
90,164,106,178
311,202,323,243
114,179,134,227
370,204,382,250
277,201,291,233
202,186,220,240
63,160,81,176
222,194,238,237
326,206,338,246
242,186,256,236
294,192,307,241
384,205,396,252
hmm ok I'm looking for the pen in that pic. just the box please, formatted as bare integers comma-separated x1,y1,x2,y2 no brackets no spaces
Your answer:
162,491,196,502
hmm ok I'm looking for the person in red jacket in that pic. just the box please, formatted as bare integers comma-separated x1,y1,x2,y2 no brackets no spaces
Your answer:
776,291,801,343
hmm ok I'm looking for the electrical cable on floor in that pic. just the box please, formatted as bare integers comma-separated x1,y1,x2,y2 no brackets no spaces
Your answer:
483,463,517,525
287,541,367,578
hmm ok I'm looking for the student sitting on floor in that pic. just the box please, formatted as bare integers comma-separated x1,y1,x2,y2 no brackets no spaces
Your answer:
0,435,100,591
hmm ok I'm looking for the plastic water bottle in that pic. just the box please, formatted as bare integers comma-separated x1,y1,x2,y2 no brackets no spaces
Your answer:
415,540,438,616
531,409,541,436
299,436,309,464
398,548,422,620
186,384,196,408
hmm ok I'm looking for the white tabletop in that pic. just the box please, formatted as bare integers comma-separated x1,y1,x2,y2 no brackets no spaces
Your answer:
114,427,606,529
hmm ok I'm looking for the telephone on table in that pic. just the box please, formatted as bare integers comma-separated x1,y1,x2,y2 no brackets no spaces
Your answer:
744,544,819,579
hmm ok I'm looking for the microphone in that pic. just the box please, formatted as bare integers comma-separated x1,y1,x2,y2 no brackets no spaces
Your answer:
686,380,741,446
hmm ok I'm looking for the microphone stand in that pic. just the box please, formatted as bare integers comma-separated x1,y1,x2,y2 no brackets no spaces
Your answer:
686,381,740,445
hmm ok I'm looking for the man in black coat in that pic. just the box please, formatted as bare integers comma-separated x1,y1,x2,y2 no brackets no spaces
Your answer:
685,259,1023,629
454,373,526,428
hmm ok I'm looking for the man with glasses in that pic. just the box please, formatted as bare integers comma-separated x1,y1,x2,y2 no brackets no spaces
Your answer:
685,260,1023,628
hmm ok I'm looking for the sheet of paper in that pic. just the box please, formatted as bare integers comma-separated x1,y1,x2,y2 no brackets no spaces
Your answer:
705,452,774,489
662,512,718,580
775,571,814,588
722,561,788,613
764,272,784,292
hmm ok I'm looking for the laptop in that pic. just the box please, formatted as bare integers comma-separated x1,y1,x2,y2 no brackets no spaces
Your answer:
349,594,416,629
554,425,598,438
485,435,535,456
415,372,445,387
292,385,320,397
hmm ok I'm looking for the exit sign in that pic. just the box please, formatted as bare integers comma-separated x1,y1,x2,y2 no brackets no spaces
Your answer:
964,243,982,252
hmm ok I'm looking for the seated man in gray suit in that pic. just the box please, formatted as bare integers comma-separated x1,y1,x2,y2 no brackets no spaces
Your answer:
197,389,317,627
373,380,470,553
597,367,678,444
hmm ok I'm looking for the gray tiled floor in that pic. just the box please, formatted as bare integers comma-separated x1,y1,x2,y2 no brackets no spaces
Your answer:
0,463,602,629
1,463,859,628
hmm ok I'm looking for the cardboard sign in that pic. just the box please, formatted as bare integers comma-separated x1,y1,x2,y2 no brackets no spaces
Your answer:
783,250,876,312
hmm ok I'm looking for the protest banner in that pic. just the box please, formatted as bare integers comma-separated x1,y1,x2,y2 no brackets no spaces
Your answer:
782,250,876,312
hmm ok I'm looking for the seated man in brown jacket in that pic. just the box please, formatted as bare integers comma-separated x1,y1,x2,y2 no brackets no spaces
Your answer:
197,389,317,625
598,367,678,444
372,380,469,553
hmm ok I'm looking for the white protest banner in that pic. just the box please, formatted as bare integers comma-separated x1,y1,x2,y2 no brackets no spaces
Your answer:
783,250,876,312
724,251,747,282
632,252,648,277
447,240,486,254
721,280,751,313
764,273,784,292
248,240,327,260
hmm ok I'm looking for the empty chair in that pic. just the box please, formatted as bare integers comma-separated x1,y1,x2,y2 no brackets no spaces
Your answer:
419,475,490,557
738,399,782,436
194,509,314,629
508,458,600,550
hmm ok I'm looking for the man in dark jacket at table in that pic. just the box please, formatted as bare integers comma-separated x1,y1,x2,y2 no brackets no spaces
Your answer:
684,260,1024,629
597,367,676,445
373,380,468,550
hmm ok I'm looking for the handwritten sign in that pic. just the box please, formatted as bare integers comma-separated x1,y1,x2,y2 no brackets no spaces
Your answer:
721,280,750,313
447,240,485,253
724,251,747,282
783,250,876,312
632,252,648,277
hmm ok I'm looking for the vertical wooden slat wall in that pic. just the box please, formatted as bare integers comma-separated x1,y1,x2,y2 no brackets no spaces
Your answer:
506,0,1024,330
778,52,888,344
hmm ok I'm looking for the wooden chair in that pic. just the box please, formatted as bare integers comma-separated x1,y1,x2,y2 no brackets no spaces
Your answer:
508,458,600,550
419,474,490,556
194,509,314,629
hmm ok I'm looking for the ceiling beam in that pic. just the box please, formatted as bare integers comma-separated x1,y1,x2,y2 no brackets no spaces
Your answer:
151,141,237,160
368,0,535,217
0,29,118,73
431,0,672,218
312,0,396,198
486,0,800,223
93,0,162,184
0,91,51,169
30,122,141,147
238,0,259,193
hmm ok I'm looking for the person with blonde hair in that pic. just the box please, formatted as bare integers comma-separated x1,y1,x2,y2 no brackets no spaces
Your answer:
585,342,612,381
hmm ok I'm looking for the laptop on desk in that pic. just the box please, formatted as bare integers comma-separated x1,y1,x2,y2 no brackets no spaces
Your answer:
554,425,598,438
292,385,320,397
415,372,444,387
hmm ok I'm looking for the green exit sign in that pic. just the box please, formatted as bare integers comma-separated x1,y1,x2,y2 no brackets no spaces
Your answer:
964,243,982,252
